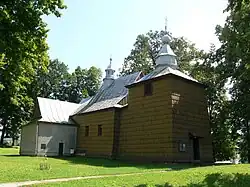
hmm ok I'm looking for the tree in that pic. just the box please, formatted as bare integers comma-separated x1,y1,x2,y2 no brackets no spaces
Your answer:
35,59,70,99
0,0,66,145
191,46,236,161
33,61,102,103
61,66,102,103
120,30,204,75
215,0,250,161
85,66,102,97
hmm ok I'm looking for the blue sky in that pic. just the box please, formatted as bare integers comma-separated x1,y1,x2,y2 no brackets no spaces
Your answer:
44,0,227,75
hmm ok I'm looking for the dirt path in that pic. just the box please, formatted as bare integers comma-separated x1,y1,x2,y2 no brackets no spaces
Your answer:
0,170,167,187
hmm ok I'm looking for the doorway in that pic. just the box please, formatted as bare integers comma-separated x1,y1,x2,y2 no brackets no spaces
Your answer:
193,138,200,160
58,143,64,156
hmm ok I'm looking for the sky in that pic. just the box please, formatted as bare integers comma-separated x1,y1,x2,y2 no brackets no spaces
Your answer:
44,0,228,75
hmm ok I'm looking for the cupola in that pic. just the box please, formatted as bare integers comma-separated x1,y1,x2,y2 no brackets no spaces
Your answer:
103,57,115,88
155,19,178,69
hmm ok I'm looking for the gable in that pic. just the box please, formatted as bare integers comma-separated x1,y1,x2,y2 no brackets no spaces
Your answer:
32,98,42,120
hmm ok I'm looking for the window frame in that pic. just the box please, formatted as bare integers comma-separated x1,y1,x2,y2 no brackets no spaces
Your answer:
98,125,103,136
41,144,46,150
144,82,153,96
179,142,186,152
85,126,89,137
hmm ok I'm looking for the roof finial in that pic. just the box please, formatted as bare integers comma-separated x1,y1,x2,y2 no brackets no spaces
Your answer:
155,17,178,69
162,17,171,44
107,55,112,69
103,55,115,87
165,17,168,32
109,55,112,67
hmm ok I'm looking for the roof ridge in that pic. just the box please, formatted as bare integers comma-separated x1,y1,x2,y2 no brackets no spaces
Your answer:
37,97,81,105
116,71,141,80
127,67,200,88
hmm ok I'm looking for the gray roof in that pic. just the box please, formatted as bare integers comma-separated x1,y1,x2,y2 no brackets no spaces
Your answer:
80,96,125,114
155,33,178,69
72,97,92,115
79,97,92,104
37,97,81,124
75,72,142,114
128,66,198,87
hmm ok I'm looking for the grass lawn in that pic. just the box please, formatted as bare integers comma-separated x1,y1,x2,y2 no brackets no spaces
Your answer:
0,146,19,155
37,165,250,187
1,148,250,187
0,148,188,183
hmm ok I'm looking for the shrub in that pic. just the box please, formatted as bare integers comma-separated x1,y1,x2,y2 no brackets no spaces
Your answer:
39,155,51,170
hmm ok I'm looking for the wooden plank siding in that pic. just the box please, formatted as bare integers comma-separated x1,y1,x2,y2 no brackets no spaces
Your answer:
169,76,213,163
72,74,213,163
118,78,174,162
73,109,115,158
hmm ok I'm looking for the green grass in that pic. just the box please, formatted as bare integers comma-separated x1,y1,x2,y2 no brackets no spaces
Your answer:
0,147,19,155
1,148,250,187
37,165,250,187
0,148,188,183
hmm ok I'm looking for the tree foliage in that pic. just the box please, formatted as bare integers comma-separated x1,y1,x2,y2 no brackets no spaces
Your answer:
191,46,236,160
215,0,250,162
120,30,204,75
34,59,102,103
57,65,102,103
0,0,66,145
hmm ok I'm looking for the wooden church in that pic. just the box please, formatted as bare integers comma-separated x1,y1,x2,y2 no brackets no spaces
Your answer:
21,31,213,163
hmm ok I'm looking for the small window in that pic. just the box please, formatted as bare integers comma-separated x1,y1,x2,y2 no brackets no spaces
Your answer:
179,142,186,152
98,125,103,136
41,144,46,150
144,82,153,96
85,126,89,136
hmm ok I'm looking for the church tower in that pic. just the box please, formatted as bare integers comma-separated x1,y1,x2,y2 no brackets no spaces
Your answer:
155,18,178,69
103,57,115,88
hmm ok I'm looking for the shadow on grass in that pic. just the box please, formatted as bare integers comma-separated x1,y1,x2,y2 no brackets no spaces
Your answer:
135,173,250,187
3,154,233,172
53,156,196,171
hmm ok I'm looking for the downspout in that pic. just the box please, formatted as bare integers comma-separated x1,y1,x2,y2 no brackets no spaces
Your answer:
35,121,39,155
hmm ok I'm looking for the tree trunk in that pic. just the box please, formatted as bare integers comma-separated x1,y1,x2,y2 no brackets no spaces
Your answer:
212,140,216,162
12,137,15,146
246,120,250,163
0,123,6,146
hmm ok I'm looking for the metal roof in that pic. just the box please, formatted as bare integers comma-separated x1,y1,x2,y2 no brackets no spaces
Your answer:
128,66,198,87
79,97,92,104
72,97,92,115
155,33,178,69
75,72,142,114
80,96,125,114
37,97,82,124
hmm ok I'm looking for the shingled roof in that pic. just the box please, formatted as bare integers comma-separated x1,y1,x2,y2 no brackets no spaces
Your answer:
127,66,199,87
74,71,142,114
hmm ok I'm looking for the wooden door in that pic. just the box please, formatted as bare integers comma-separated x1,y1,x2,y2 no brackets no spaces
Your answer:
58,143,64,156
193,138,200,160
